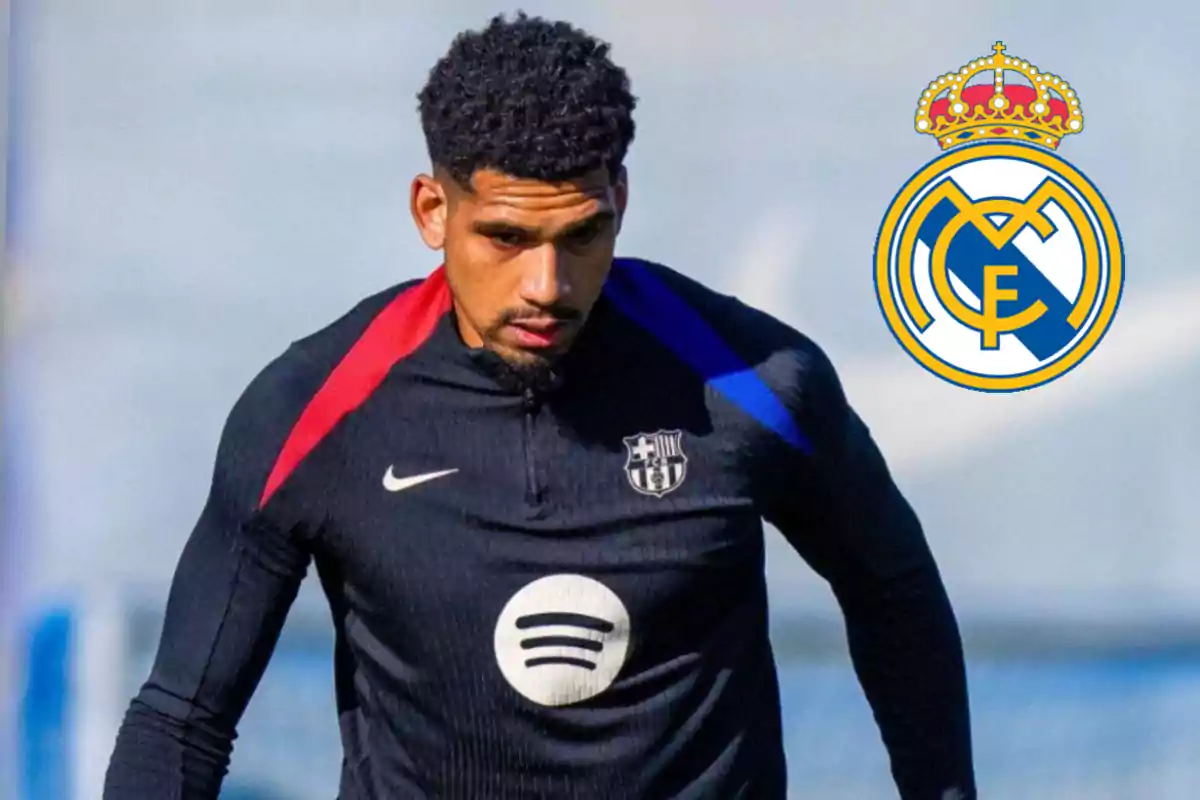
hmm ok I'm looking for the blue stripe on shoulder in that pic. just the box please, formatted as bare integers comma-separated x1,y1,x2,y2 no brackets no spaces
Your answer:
603,259,813,454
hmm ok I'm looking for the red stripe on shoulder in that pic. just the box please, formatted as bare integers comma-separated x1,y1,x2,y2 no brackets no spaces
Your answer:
259,267,451,509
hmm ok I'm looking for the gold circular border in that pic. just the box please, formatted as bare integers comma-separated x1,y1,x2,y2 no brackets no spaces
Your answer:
875,143,1124,392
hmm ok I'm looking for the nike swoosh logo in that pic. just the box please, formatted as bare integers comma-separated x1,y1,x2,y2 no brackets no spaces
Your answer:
382,467,459,493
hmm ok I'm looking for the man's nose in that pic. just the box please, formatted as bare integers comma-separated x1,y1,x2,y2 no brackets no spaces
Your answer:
518,245,572,307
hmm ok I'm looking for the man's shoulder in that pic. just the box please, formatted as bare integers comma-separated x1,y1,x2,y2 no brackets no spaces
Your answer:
289,277,428,367
608,257,840,453
218,276,435,506
231,277,429,433
608,256,825,366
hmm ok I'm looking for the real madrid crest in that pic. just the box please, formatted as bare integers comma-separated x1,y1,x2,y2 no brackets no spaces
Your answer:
622,430,687,498
875,42,1124,392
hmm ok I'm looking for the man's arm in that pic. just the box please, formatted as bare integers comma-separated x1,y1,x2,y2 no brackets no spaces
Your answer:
754,341,975,800
103,351,317,798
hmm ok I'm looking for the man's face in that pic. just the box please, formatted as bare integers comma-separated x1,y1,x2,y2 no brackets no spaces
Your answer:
411,167,626,370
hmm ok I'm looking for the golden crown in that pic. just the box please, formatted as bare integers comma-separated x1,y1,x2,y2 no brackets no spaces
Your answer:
915,42,1084,151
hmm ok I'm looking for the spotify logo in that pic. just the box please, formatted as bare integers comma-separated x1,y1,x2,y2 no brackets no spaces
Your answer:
493,574,631,707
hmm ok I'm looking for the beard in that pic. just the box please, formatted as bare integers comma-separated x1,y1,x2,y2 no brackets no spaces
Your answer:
484,345,563,395
479,305,583,394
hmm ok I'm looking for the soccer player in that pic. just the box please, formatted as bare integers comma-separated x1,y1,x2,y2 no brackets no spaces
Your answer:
104,13,975,800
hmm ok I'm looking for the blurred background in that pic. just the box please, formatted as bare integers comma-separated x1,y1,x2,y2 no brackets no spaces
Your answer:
3,0,1198,797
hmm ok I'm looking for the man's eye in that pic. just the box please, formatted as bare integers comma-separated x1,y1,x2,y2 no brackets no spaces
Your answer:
489,232,525,247
566,226,601,246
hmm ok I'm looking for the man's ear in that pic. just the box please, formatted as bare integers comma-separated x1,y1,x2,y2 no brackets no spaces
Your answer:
410,173,448,250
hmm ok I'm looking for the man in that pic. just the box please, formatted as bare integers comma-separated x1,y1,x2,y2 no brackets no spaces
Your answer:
104,13,974,800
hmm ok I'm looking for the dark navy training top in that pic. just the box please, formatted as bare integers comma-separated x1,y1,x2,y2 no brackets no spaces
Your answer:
103,258,975,799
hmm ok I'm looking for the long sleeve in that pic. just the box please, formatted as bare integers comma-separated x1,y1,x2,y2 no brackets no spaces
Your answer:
103,351,318,799
754,342,976,800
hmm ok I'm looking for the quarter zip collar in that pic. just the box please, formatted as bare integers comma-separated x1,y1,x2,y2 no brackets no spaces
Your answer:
421,295,613,400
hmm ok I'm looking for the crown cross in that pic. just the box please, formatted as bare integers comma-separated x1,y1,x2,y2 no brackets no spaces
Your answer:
913,42,1084,151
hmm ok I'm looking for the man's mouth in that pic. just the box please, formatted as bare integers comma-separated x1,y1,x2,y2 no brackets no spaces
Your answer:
505,318,571,348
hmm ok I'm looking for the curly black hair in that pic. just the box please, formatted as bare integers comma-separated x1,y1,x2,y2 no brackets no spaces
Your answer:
418,12,637,188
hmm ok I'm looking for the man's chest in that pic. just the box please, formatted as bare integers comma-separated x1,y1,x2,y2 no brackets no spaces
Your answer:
304,382,769,689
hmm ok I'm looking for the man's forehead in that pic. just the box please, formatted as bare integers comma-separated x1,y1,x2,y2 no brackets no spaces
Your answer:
458,168,614,213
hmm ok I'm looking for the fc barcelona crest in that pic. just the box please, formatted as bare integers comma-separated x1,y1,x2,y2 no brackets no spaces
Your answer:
622,430,687,498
